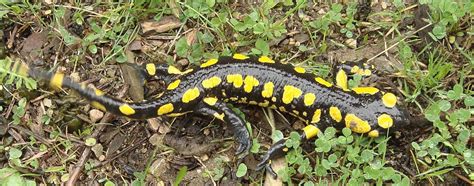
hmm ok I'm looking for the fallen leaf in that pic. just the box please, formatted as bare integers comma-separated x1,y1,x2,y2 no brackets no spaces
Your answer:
141,16,181,34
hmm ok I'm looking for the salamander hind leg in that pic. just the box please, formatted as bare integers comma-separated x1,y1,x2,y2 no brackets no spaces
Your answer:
195,99,251,158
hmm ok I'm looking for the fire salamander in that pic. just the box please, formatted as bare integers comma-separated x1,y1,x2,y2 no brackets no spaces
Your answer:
12,54,410,176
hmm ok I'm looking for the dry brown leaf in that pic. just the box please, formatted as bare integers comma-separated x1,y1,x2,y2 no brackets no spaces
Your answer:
141,16,181,34
185,29,198,46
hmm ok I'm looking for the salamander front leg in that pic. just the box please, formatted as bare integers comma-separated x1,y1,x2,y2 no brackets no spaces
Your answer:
195,98,251,158
256,124,321,178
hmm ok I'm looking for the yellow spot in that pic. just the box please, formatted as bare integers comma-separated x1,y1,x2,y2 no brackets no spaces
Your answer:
282,85,302,104
182,87,200,103
302,111,307,117
167,66,183,75
230,97,239,101
345,114,371,133
294,66,306,73
167,112,187,117
226,74,243,88
303,125,320,139
292,110,299,115
233,53,249,60
202,76,222,89
278,106,287,112
368,130,379,138
315,77,332,87
182,69,194,74
213,113,225,121
311,109,321,123
261,82,274,98
258,56,275,63
243,76,259,93
50,72,64,89
146,63,156,75
94,89,105,96
303,93,316,106
258,100,270,107
200,58,218,68
271,97,277,102
377,114,393,128
203,97,218,106
329,106,342,122
91,101,106,111
249,101,258,105
283,148,288,152
269,105,277,109
167,79,181,90
352,87,380,95
382,93,397,108
167,66,192,75
240,97,248,103
157,103,174,115
336,70,348,90
119,104,135,115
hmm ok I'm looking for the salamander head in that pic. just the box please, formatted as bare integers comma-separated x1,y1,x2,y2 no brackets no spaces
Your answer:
350,92,410,138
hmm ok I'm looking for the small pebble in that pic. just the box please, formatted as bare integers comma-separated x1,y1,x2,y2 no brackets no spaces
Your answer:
89,109,104,123
345,38,357,49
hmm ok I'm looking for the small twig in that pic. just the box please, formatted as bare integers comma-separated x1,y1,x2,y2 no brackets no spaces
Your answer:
452,171,473,185
194,156,216,186
66,86,128,185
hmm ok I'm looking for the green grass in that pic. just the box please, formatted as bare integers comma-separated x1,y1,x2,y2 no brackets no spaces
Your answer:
0,0,473,185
